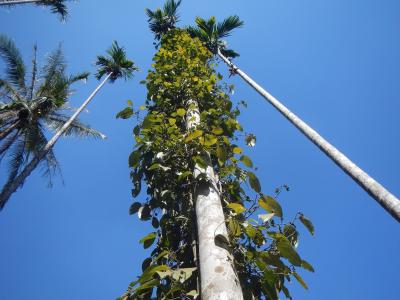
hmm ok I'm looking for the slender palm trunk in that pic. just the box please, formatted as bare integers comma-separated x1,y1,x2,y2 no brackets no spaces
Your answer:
0,120,19,140
0,0,42,5
186,99,243,299
0,73,112,210
218,49,400,222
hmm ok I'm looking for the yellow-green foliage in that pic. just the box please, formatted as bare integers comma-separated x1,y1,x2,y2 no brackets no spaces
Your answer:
118,30,314,300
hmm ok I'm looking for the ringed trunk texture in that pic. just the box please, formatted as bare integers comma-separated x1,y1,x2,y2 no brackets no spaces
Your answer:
186,100,244,300
0,73,111,210
218,50,400,222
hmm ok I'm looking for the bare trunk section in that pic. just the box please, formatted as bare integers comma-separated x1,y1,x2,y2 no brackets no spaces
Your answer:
0,73,111,209
186,99,243,299
218,50,400,222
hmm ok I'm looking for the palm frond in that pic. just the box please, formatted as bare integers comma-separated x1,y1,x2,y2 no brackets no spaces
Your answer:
39,0,69,21
146,0,182,41
0,35,26,92
0,78,22,101
216,15,243,39
0,129,18,159
28,44,38,100
38,44,65,96
5,137,25,184
68,71,90,84
45,113,106,139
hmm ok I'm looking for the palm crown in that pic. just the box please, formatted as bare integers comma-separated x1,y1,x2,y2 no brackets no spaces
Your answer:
187,15,244,58
0,0,69,20
145,0,182,42
95,41,138,83
0,35,102,186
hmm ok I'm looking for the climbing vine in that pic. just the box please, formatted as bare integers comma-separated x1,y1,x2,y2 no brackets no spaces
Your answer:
118,30,314,300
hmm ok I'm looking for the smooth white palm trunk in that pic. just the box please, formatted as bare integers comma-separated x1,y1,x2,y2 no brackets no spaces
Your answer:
0,73,111,209
218,49,400,222
186,99,244,299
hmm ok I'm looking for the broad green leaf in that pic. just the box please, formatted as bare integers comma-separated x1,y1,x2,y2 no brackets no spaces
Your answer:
259,195,282,218
168,118,176,125
258,213,275,223
129,151,141,168
185,130,203,142
148,163,161,171
139,105,146,111
129,202,141,215
228,218,241,237
240,155,253,168
245,224,257,239
276,237,302,266
232,146,243,154
127,100,133,106
299,214,315,236
186,290,198,297
293,272,308,289
202,134,218,146
116,107,133,119
301,260,315,272
211,126,224,135
151,217,159,229
139,232,157,249
248,172,261,193
227,203,246,214
178,171,192,181
176,108,186,117
134,279,159,294
172,267,197,283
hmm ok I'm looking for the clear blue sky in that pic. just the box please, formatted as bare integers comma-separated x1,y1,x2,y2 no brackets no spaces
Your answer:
1,0,399,299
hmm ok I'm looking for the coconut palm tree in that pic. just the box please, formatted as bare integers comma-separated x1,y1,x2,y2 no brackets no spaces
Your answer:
145,0,181,42
0,0,69,19
0,35,102,208
0,40,138,210
188,16,400,222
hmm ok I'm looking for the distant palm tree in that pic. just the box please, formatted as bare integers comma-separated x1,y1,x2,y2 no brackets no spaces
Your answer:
0,40,138,210
0,0,69,20
145,0,181,42
0,34,101,203
189,16,400,222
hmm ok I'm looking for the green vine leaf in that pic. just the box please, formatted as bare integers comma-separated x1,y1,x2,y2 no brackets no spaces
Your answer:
240,155,253,168
276,236,302,266
248,171,261,193
259,195,282,218
185,129,203,142
227,203,246,214
299,214,315,236
139,232,157,249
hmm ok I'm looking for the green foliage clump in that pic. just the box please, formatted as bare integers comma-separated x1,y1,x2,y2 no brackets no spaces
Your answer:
118,30,313,300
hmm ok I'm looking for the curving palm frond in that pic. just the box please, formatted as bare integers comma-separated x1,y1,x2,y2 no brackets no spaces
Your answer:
95,41,138,82
0,0,70,20
187,15,243,58
146,0,182,42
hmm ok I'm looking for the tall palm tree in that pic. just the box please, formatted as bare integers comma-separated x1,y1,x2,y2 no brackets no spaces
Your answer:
0,0,69,20
0,35,102,208
145,0,181,42
0,40,138,210
188,16,400,222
